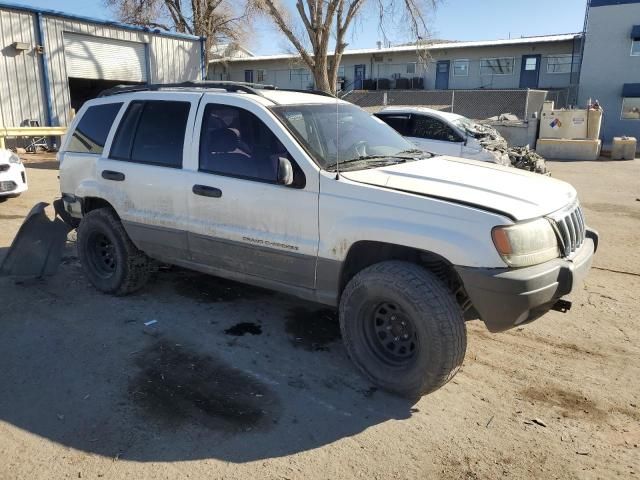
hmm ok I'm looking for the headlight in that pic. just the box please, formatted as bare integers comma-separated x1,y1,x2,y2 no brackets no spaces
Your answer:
492,218,559,268
9,154,22,165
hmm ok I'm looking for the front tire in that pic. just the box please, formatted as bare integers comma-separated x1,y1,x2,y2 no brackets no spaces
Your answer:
339,261,467,399
77,208,152,295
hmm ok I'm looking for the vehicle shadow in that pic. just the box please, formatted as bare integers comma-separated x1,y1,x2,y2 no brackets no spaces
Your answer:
0,255,415,463
24,160,59,170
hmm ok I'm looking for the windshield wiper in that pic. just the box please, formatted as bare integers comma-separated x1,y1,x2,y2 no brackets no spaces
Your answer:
397,148,427,156
326,155,409,171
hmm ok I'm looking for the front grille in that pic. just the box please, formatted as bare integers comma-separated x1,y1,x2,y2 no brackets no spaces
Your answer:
0,180,17,192
549,202,586,257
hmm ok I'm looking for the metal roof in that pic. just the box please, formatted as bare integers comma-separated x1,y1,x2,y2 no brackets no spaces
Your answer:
212,33,582,63
0,1,202,41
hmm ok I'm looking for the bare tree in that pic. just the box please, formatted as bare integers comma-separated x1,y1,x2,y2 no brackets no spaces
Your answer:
255,0,437,94
104,0,253,63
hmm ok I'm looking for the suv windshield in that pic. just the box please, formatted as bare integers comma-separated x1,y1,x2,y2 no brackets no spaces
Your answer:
271,103,420,171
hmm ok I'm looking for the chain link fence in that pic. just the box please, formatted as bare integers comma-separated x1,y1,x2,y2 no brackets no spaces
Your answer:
544,86,578,109
345,89,564,120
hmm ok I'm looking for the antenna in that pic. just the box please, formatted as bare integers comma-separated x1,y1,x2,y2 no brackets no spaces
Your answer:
335,89,340,180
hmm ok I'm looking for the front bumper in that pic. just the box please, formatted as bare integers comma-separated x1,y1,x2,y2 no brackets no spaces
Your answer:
0,162,28,196
455,229,599,332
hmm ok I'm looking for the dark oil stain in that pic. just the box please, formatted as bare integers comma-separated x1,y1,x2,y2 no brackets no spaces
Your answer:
225,322,262,336
520,386,607,421
170,269,272,303
129,340,279,432
0,214,24,220
285,307,341,351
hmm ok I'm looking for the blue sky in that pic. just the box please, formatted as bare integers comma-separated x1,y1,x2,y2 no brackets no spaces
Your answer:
14,0,587,54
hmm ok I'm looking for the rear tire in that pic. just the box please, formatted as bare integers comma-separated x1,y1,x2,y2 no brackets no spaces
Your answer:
77,208,152,295
339,260,467,399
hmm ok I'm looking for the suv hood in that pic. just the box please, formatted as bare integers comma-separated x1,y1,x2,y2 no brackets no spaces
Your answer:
341,156,576,221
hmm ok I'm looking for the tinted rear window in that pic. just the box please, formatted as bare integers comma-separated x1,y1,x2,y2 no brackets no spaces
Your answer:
110,100,190,168
376,114,411,136
67,103,122,154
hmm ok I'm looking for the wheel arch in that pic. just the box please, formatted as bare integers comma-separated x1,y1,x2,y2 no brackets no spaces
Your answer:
81,196,119,218
337,241,473,316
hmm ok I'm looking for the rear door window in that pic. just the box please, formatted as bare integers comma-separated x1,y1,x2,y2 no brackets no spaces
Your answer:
376,114,411,136
67,102,123,154
410,115,461,142
110,100,190,168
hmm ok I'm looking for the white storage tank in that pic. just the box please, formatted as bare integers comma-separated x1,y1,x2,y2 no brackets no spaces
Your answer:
611,137,637,160
540,108,588,139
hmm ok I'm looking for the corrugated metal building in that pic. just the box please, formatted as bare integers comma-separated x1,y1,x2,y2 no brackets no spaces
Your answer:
0,1,205,128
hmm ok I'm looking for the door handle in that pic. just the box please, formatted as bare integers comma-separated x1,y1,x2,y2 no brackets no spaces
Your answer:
192,184,222,198
102,170,125,181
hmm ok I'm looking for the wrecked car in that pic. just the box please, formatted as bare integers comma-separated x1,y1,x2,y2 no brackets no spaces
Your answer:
375,107,547,173
3,82,598,399
0,149,28,201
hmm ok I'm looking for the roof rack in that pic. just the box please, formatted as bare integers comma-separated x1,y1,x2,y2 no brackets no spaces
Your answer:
98,81,276,98
97,81,337,101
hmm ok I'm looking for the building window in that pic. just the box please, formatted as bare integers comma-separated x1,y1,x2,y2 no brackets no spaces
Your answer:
622,98,640,120
256,69,266,83
547,55,574,74
406,62,416,74
524,57,538,71
290,68,306,80
338,65,345,78
453,59,469,77
632,39,640,56
480,57,514,75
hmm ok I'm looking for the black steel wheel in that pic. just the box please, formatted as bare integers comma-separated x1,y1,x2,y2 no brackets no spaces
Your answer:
365,301,417,366
86,231,117,278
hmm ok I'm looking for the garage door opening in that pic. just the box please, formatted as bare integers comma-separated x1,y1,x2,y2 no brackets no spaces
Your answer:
64,33,149,112
68,78,143,111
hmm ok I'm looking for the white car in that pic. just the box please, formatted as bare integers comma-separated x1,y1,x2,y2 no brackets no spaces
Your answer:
0,149,28,201
375,106,511,166
55,83,597,398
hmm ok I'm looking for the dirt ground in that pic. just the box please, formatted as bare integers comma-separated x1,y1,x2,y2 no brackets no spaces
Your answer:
0,154,638,479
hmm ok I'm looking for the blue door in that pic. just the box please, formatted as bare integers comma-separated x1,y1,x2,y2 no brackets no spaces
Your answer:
354,64,366,89
435,61,450,90
244,70,254,83
519,55,541,88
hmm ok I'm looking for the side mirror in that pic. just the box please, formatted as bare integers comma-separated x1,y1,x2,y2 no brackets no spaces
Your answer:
277,157,294,186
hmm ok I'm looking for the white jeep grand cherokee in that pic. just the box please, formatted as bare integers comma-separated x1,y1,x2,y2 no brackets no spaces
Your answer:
58,82,598,398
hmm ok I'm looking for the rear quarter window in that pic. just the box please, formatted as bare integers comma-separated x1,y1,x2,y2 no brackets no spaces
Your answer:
66,103,123,154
